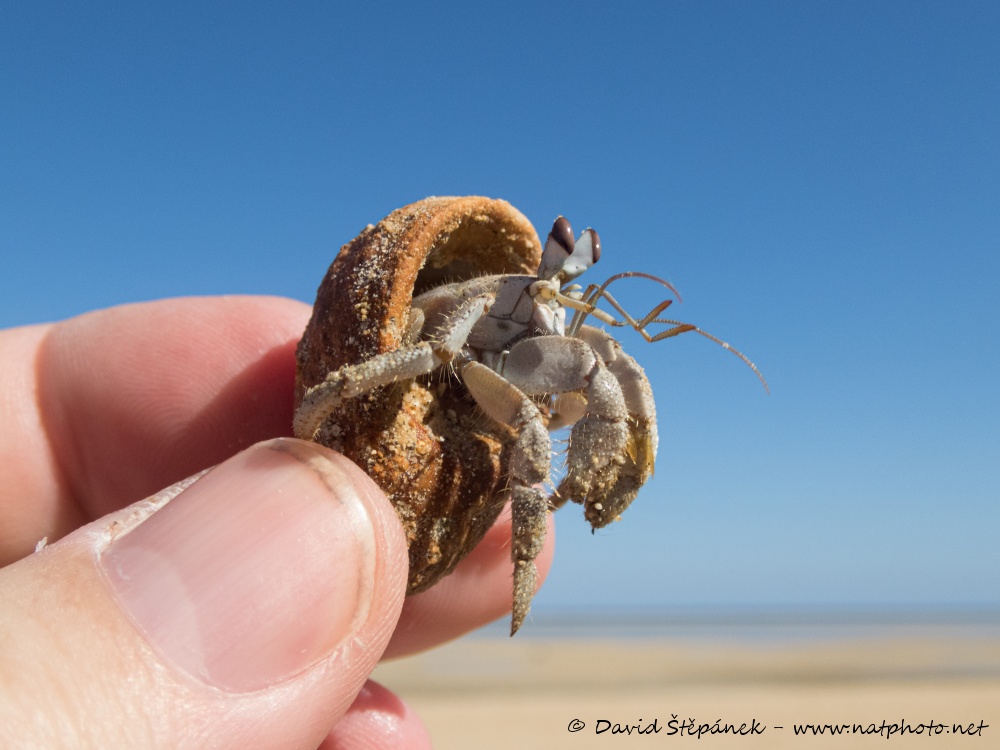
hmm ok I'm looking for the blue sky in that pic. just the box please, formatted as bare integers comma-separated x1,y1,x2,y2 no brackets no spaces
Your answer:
3,2,998,613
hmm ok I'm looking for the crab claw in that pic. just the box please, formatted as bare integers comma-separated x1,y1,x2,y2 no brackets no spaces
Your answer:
553,362,630,519
579,419,655,528
538,217,601,282
565,326,658,529
557,410,655,529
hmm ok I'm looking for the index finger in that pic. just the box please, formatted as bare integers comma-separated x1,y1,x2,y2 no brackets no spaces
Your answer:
0,296,311,564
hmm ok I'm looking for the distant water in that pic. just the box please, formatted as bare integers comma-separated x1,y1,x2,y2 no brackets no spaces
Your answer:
476,606,1000,642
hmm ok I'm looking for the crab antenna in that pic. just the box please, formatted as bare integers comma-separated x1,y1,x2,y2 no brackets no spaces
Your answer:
556,293,620,326
651,318,770,393
565,271,684,336
582,271,684,305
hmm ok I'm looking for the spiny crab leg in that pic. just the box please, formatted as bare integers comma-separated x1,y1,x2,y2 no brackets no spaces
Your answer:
459,359,551,635
293,295,492,440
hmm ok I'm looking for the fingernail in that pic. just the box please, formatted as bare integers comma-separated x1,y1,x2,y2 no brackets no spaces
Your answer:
99,439,376,693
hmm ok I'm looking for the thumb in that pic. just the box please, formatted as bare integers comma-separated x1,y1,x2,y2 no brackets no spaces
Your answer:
0,438,410,749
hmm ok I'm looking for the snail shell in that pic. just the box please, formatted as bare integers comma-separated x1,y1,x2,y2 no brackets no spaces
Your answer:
295,197,542,593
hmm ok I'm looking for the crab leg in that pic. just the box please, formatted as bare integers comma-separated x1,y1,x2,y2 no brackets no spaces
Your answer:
293,295,492,440
460,361,550,635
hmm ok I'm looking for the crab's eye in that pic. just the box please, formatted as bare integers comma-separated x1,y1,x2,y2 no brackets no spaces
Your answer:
583,228,600,263
538,218,600,282
538,216,576,280
550,216,575,254
559,228,601,281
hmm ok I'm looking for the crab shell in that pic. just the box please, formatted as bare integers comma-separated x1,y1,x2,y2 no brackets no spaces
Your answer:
295,196,543,594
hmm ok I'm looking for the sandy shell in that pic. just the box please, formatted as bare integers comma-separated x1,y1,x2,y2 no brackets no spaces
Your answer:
295,197,543,593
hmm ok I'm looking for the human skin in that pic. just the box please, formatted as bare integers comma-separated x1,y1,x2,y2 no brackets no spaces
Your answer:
0,295,555,749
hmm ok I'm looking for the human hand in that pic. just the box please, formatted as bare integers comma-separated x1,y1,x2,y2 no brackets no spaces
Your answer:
0,296,555,749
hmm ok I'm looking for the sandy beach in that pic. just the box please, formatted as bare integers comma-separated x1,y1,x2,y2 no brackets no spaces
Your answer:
373,615,1000,749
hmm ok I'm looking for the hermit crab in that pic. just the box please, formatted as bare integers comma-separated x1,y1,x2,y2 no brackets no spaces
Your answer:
293,197,763,633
